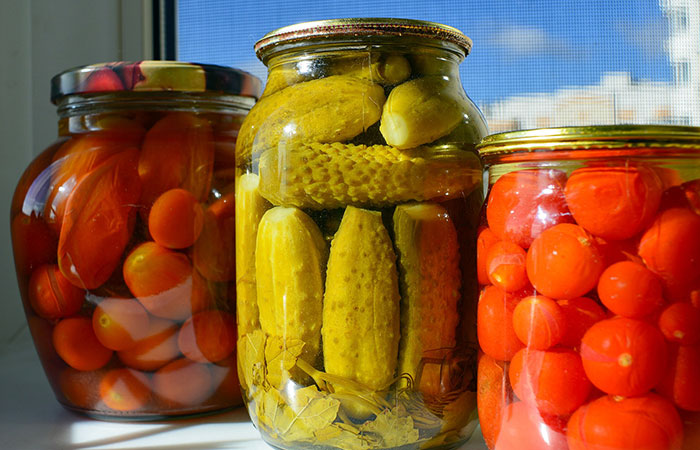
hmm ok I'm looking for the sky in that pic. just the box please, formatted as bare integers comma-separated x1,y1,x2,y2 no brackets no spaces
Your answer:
178,0,672,106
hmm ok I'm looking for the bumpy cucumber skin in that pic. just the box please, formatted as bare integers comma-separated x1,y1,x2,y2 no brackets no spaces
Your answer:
322,206,401,391
236,75,385,163
255,206,328,373
258,142,481,209
393,202,461,397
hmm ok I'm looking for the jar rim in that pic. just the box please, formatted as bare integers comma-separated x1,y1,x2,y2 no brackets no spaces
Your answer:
477,125,700,157
51,60,262,104
254,18,472,62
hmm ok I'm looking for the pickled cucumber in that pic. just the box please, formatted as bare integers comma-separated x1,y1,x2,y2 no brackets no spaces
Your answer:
258,142,481,209
235,173,271,336
322,206,400,392
255,206,328,384
393,203,461,397
236,75,386,163
330,53,411,85
380,76,468,149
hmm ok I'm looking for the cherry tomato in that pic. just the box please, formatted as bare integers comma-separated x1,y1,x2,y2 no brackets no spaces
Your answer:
580,317,667,396
477,226,500,285
477,353,512,449
639,207,700,302
92,298,150,351
526,223,605,299
565,166,663,240
566,394,683,450
178,310,236,363
494,401,568,450
123,241,196,320
152,358,213,407
11,213,57,278
486,169,572,249
509,347,591,416
138,112,214,210
28,264,85,320
148,188,204,249
477,286,524,361
192,192,235,282
657,344,700,412
117,318,180,371
512,295,566,350
58,367,102,410
597,261,665,319
99,368,151,412
681,410,700,450
658,302,700,345
485,241,529,292
53,317,113,371
58,148,142,289
209,355,243,406
557,297,606,349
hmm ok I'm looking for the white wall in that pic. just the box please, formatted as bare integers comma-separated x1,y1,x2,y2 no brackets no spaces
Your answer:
0,0,148,351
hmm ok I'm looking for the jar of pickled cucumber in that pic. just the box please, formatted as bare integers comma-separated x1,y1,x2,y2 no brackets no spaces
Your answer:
10,61,260,419
235,18,488,449
476,126,700,450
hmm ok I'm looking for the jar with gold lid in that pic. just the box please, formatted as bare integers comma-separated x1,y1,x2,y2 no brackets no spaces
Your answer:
235,18,488,449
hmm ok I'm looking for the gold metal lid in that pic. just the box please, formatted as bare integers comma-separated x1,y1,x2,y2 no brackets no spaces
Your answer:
478,125,700,157
254,18,472,63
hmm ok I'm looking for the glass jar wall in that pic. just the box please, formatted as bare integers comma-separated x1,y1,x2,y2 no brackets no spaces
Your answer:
476,126,700,450
235,18,488,450
10,61,260,419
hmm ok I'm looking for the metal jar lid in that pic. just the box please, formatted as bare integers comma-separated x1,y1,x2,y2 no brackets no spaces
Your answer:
51,61,262,104
478,125,700,161
254,18,472,64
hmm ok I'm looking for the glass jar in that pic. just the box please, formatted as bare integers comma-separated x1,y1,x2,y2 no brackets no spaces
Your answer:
10,61,260,419
235,18,488,450
476,126,700,450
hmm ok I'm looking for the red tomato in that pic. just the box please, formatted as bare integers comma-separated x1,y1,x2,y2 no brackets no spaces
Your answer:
477,286,524,361
209,355,243,406
486,240,529,292
567,394,683,450
486,169,572,249
512,295,565,350
659,302,700,345
57,148,142,289
509,347,591,416
117,318,180,371
178,310,236,363
123,241,196,321
10,213,58,278
557,297,606,349
99,368,151,412
148,188,204,249
28,264,85,320
639,207,700,302
657,344,700,412
477,353,512,449
138,112,214,210
477,226,500,285
494,401,568,450
580,317,667,396
565,166,663,241
597,261,665,319
152,358,213,407
92,298,150,351
526,223,605,299
191,192,235,282
53,317,113,371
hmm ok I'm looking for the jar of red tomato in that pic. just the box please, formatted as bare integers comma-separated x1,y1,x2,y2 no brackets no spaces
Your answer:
10,61,260,419
475,126,700,450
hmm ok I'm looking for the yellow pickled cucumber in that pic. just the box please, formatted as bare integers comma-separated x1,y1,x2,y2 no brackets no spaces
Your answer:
393,203,461,397
330,53,411,85
258,142,481,209
380,76,468,149
235,173,271,336
236,75,386,163
261,66,308,97
322,206,400,391
255,206,328,382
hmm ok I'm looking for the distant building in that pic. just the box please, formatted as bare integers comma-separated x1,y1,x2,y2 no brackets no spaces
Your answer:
482,1,700,133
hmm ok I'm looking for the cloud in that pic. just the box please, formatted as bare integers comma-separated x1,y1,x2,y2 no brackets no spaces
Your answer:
487,25,573,59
